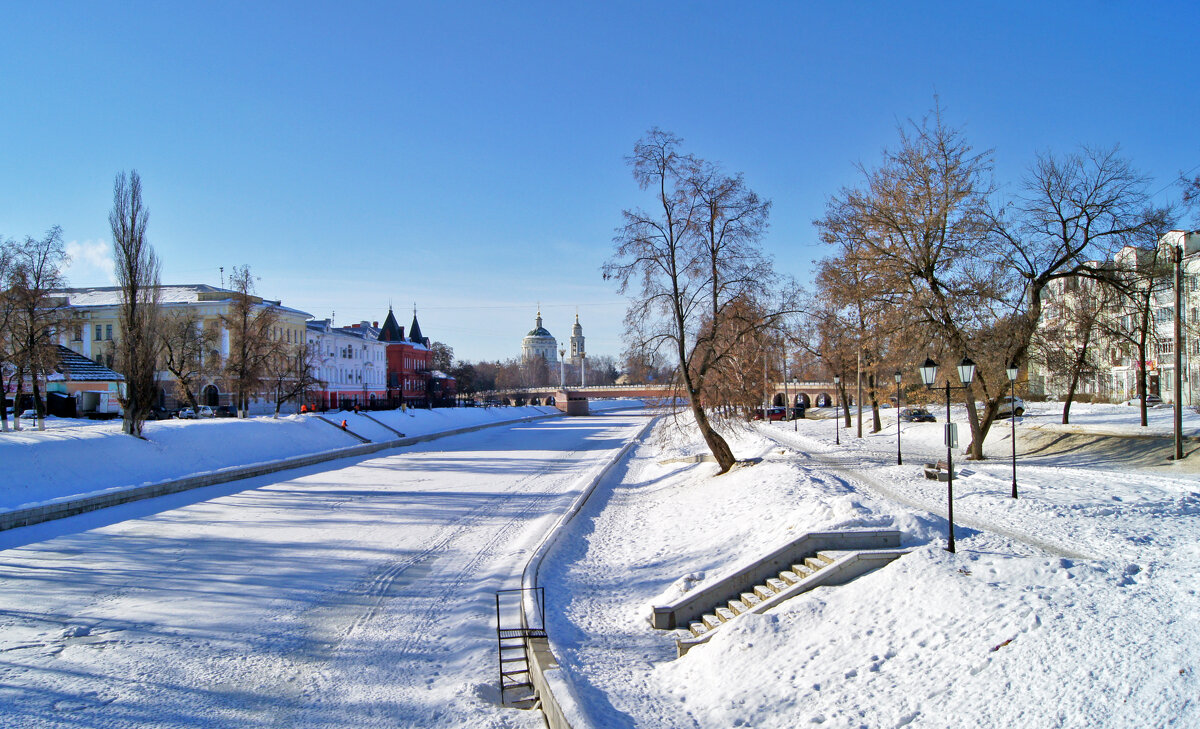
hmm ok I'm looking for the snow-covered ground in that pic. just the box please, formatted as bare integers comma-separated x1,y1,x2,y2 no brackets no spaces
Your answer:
0,405,576,512
540,401,1200,728
0,407,651,728
1,399,1196,728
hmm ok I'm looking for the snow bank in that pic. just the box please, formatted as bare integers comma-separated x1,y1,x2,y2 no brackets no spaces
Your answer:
542,405,1200,728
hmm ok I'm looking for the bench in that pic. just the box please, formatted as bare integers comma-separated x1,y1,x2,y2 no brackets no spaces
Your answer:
923,460,955,481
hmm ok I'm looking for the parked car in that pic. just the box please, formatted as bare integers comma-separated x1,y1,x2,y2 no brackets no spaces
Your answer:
753,407,787,421
1125,394,1163,406
899,407,936,423
995,396,1026,418
214,405,237,418
148,406,175,420
177,407,196,419
18,409,39,419
195,406,215,418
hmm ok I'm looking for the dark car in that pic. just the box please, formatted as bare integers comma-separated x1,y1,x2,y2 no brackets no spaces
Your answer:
214,405,237,418
148,406,176,420
899,407,936,422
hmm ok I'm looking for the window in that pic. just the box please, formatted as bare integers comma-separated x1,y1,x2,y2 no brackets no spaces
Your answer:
1156,308,1172,324
73,324,82,341
105,324,113,340
95,325,102,341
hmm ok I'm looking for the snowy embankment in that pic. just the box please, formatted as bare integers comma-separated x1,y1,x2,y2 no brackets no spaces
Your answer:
541,402,1200,728
0,403,632,513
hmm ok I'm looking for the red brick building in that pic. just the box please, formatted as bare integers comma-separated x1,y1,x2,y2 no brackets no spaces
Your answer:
369,308,456,408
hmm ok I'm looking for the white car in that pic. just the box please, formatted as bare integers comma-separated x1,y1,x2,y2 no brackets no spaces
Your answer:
995,396,1025,418
196,406,214,418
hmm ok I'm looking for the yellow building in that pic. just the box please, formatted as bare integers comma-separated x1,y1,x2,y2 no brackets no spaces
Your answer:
55,284,311,412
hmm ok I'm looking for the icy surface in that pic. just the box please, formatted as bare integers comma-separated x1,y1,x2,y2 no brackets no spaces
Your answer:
0,407,650,728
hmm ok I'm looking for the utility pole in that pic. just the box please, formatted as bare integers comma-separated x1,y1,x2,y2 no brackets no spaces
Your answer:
1174,239,1185,460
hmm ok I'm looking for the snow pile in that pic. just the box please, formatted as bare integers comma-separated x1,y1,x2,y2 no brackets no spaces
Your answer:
543,403,1200,728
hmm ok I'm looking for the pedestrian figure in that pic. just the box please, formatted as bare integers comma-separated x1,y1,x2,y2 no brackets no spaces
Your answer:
340,419,348,430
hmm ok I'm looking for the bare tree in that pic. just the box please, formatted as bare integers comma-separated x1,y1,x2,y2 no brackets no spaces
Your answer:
158,309,218,411
429,341,454,372
223,266,278,416
1031,275,1117,423
264,340,325,417
110,170,162,437
8,228,70,431
604,129,787,473
0,239,18,432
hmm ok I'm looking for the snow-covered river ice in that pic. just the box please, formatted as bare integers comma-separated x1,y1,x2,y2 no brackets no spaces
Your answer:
0,411,652,729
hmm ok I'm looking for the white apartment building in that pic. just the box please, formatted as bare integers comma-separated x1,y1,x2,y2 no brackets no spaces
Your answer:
305,319,389,410
1029,230,1200,405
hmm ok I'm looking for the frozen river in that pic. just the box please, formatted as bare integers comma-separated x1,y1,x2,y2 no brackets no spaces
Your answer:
0,411,651,729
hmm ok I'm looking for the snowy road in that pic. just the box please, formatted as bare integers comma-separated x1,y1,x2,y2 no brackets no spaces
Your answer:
0,410,651,729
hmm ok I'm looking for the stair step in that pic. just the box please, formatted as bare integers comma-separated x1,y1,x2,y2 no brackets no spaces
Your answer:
791,564,815,579
715,607,736,623
817,550,853,564
499,656,527,664
740,592,762,607
766,577,788,593
804,557,826,571
727,599,747,615
690,621,708,637
779,570,801,585
753,584,775,600
702,614,722,630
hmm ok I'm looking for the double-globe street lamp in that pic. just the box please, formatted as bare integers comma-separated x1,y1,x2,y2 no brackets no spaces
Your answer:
894,371,903,466
919,356,977,554
1007,363,1019,499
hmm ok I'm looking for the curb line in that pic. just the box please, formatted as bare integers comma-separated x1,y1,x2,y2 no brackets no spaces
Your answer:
518,415,659,729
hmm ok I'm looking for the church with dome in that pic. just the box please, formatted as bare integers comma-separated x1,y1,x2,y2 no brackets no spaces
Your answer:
521,311,558,363
521,310,585,365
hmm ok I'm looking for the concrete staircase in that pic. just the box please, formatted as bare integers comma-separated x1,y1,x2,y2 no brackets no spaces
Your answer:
650,530,908,657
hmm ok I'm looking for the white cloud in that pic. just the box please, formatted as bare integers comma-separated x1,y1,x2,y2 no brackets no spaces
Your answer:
64,239,116,286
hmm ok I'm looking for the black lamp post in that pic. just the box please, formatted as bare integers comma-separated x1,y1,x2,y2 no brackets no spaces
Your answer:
918,356,976,554
833,374,841,446
1007,363,1019,499
894,370,903,465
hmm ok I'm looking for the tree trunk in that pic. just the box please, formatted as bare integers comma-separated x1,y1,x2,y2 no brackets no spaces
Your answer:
691,396,736,473
31,370,44,431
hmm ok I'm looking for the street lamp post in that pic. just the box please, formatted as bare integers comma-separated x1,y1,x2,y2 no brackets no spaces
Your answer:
1007,363,1019,499
559,346,566,390
918,356,976,554
782,350,790,425
793,378,800,432
894,370,903,465
833,374,841,446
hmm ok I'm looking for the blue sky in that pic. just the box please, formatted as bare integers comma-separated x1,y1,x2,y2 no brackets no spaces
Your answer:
2,2,1196,362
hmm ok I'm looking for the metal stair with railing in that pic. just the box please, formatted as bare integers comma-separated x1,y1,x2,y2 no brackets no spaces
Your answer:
495,587,546,709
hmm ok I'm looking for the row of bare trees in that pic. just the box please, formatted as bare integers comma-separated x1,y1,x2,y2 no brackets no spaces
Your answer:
807,105,1174,459
607,111,1183,469
3,172,325,437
